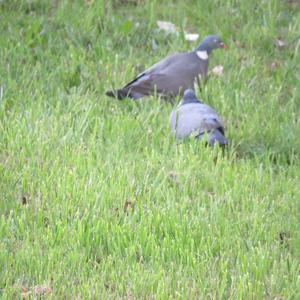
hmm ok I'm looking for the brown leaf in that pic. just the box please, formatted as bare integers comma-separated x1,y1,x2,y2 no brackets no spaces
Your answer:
168,170,178,180
21,291,31,299
33,285,52,295
279,232,290,246
104,282,116,292
136,250,142,262
167,170,180,186
21,196,28,205
20,285,51,299
123,199,133,215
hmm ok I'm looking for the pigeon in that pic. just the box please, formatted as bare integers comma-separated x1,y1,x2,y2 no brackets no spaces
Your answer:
169,89,228,147
106,35,226,100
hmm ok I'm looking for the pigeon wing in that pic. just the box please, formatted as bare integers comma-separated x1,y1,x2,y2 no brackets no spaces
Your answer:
172,103,224,139
122,53,180,89
122,52,205,96
197,104,225,134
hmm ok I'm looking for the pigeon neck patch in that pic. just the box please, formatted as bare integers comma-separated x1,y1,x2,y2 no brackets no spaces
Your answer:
196,50,208,60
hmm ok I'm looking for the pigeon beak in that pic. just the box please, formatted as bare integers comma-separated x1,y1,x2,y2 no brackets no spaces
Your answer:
219,42,227,49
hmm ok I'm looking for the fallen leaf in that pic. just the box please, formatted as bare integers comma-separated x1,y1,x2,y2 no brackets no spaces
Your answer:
124,199,133,215
212,65,224,76
184,33,199,42
104,282,110,290
104,282,116,291
156,20,177,34
136,250,142,262
21,290,31,299
22,196,28,205
168,170,178,180
167,170,180,186
20,285,51,299
274,38,286,49
32,285,52,295
279,232,290,246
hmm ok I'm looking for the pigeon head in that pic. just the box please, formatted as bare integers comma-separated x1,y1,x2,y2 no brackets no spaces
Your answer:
180,89,201,105
195,35,226,54
183,89,196,99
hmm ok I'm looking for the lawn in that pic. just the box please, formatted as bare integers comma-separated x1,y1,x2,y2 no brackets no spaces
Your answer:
0,0,300,298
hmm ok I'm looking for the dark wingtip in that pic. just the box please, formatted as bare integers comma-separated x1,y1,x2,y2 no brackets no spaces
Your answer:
105,89,127,100
106,88,146,100
105,90,116,98
207,128,228,148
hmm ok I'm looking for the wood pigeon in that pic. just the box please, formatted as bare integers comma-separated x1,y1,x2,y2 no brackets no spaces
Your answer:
106,35,226,100
169,89,228,147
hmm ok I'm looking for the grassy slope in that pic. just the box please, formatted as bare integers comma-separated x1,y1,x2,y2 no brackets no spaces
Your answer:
0,0,299,298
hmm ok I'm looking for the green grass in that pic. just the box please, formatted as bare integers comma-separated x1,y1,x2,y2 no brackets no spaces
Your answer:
1,0,300,298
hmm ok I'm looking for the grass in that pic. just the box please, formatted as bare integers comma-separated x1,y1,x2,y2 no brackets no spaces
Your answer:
0,0,300,298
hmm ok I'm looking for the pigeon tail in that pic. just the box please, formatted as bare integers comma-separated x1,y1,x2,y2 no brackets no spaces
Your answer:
105,88,144,100
207,128,228,147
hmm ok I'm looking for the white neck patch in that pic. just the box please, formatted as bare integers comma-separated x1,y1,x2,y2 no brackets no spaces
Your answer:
196,50,208,60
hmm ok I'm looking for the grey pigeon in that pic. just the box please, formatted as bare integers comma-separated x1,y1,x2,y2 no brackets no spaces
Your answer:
106,35,226,100
170,89,228,147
